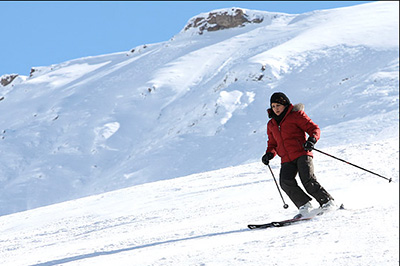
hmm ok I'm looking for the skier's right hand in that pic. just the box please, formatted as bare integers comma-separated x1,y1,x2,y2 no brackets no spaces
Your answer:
261,152,274,165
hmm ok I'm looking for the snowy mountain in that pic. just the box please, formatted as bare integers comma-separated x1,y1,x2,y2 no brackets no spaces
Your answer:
0,0,398,221
0,2,399,265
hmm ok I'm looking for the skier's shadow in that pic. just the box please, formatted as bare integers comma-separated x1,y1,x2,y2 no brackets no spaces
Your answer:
29,228,248,266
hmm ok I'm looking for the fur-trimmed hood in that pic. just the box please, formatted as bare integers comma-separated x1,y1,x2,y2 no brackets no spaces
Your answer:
268,103,305,118
292,103,304,112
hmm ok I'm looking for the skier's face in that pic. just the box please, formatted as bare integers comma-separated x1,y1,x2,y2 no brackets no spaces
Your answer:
271,103,285,116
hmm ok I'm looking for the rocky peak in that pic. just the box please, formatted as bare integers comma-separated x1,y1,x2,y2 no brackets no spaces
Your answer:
0,74,18,87
184,8,264,34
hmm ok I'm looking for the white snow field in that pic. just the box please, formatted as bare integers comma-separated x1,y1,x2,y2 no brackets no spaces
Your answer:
0,137,398,265
0,1,398,265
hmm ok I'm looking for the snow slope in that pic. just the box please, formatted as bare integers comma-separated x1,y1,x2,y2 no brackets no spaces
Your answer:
0,1,398,221
0,2,398,264
0,137,398,265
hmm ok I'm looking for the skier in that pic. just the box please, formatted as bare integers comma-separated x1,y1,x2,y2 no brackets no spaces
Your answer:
261,92,335,218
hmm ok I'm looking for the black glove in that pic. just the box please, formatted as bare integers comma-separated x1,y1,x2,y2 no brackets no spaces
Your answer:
261,152,274,165
304,137,317,151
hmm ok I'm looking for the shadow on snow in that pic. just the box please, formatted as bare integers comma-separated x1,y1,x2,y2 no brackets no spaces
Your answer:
29,228,249,266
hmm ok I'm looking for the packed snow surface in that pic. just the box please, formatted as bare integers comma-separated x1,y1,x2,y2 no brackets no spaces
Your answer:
0,1,399,265
0,138,398,265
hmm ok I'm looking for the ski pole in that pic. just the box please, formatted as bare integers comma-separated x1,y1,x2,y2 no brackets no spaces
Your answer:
267,164,289,209
313,148,392,183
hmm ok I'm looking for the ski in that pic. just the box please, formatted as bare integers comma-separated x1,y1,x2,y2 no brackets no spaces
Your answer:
248,204,345,230
248,216,313,229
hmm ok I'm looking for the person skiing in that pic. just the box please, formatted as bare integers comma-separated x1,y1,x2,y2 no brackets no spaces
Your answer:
261,92,335,218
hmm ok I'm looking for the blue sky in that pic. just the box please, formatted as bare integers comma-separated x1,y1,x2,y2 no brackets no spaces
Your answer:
1,1,373,77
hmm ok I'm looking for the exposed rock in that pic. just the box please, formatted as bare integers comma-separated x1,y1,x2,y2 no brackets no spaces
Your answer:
29,68,37,77
29,66,51,78
184,8,263,34
0,74,18,87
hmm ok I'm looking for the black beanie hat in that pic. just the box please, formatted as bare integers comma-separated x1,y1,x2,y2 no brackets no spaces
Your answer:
270,92,291,106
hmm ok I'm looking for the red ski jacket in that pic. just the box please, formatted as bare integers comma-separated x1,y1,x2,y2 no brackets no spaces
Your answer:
266,103,320,164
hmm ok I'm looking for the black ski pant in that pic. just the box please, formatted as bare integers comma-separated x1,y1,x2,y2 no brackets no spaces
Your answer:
279,155,333,209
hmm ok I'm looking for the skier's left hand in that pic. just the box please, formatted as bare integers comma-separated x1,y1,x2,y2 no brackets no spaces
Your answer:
304,137,316,151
